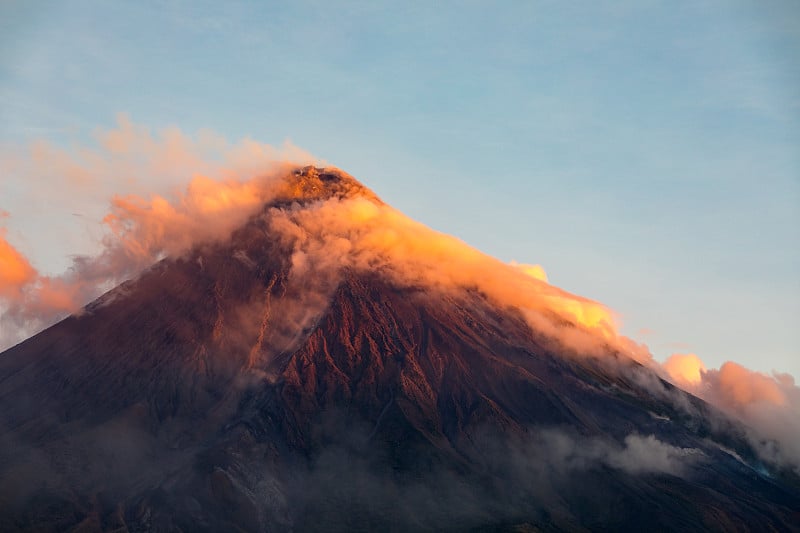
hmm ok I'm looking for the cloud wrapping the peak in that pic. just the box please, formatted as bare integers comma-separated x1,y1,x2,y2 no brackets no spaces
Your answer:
0,115,317,348
266,194,632,360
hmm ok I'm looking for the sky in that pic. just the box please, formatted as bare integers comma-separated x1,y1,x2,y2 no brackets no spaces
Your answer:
0,1,798,378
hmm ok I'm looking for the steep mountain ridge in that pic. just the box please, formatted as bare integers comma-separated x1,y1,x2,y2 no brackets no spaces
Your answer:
0,167,798,531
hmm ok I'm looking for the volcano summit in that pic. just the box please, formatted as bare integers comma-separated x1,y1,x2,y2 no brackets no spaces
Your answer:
0,167,798,531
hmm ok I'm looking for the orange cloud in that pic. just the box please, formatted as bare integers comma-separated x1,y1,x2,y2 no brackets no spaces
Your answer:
267,192,622,357
511,261,548,283
663,353,706,387
0,228,37,299
0,219,87,348
712,361,787,407
0,115,318,349
661,353,799,469
704,362,799,467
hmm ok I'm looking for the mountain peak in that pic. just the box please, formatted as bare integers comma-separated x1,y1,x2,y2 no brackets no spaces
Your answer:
1,166,798,531
274,165,382,206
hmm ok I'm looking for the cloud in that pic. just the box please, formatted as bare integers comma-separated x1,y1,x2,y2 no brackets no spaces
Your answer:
0,221,86,346
100,172,284,270
506,429,703,478
6,113,316,194
265,191,636,362
0,115,318,348
663,353,706,387
663,355,800,470
701,363,800,469
0,227,37,300
510,261,548,282
608,433,702,475
711,362,790,408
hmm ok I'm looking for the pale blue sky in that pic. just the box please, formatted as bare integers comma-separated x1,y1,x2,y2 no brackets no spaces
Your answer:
1,1,798,377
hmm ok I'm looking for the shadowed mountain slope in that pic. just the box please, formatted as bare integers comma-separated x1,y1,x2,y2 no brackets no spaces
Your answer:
0,167,798,532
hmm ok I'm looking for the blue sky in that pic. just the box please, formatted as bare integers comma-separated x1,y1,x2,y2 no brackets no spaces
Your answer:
1,1,798,377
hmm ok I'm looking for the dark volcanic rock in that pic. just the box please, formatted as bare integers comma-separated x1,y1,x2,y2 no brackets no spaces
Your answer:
0,167,798,532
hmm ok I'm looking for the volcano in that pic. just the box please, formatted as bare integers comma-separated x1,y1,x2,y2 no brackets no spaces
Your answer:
0,167,798,532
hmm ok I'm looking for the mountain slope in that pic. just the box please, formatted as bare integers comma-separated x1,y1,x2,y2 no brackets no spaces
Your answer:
0,167,797,532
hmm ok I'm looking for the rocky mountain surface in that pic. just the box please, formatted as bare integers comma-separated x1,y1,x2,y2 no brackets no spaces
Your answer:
0,167,798,532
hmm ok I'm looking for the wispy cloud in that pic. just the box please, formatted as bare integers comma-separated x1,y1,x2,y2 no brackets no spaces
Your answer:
0,114,317,347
